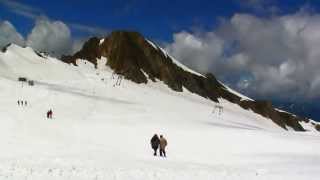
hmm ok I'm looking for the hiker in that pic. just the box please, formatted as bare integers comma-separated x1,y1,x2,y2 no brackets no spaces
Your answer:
24,100,27,106
48,109,53,119
50,110,52,118
17,100,20,106
150,134,160,156
159,135,168,157
46,109,52,119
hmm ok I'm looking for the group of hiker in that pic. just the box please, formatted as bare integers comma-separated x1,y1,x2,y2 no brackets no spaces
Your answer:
150,134,168,157
17,100,28,106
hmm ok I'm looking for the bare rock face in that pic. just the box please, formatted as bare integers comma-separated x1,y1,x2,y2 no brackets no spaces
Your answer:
239,100,306,131
62,31,318,132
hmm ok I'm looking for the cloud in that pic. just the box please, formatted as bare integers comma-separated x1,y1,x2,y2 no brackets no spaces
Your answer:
69,23,109,36
0,20,25,47
0,18,91,57
71,38,86,54
26,18,72,56
237,0,279,14
0,16,107,57
166,31,224,74
166,11,320,100
0,0,42,19
0,0,108,37
25,18,109,56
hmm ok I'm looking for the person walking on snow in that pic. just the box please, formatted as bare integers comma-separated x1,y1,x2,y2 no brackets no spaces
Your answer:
47,109,53,119
159,135,167,157
150,134,160,156
49,109,53,119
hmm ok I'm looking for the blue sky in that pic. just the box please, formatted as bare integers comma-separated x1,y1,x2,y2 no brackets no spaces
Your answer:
0,0,317,41
0,0,320,120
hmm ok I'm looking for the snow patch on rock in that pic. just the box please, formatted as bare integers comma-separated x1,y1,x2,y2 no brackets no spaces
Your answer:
99,38,105,45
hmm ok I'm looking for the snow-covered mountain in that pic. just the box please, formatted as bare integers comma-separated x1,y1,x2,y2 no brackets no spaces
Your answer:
273,100,320,122
0,33,319,179
63,31,319,132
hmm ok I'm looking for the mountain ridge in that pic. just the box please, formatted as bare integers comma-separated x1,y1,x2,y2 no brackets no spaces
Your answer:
60,30,318,132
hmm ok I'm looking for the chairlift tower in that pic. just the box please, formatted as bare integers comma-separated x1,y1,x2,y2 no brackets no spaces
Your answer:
213,103,223,115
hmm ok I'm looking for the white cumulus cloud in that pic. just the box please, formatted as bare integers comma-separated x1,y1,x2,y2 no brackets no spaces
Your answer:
0,18,103,57
166,11,320,100
166,31,225,74
26,18,72,56
0,20,25,48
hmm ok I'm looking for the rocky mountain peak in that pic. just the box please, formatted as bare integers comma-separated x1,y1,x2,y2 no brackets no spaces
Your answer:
62,30,318,132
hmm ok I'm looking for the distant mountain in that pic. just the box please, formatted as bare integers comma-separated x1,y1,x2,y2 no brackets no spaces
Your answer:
62,31,319,132
273,100,320,122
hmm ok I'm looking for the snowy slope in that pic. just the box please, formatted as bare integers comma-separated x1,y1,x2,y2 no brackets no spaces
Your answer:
0,44,319,180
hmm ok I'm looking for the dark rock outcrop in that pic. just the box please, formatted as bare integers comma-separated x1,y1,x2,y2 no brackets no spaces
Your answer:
1,43,12,52
239,100,305,131
62,31,318,132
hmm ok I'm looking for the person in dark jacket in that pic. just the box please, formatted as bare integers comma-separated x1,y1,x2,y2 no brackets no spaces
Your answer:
48,109,53,119
150,134,160,156
46,109,53,119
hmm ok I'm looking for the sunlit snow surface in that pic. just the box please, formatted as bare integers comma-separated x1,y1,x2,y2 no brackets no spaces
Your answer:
0,44,319,180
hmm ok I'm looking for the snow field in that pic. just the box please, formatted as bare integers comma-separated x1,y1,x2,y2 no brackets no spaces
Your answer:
0,45,319,179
